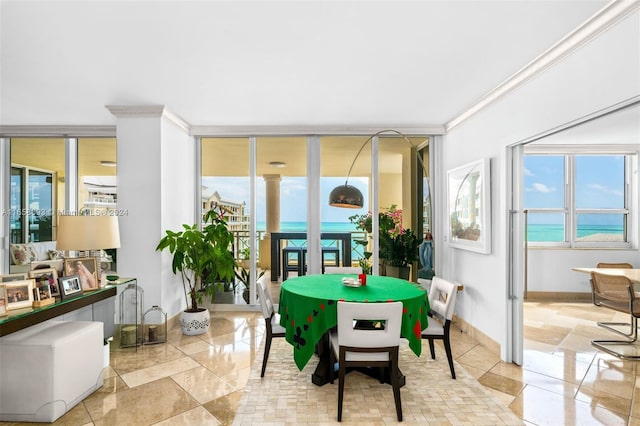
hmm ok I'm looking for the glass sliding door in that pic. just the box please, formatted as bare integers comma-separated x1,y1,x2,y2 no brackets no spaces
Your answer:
78,138,117,215
256,137,307,281
320,136,371,270
201,137,252,305
27,169,53,242
77,137,118,272
11,138,65,242
10,167,25,243
9,138,65,274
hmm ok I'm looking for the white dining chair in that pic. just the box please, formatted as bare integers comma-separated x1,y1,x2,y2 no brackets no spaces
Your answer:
329,301,403,422
417,277,432,293
421,276,458,379
324,266,361,274
256,275,286,377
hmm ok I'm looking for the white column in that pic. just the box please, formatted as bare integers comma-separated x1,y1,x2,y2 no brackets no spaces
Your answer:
306,136,321,275
259,174,281,270
263,174,281,234
0,138,8,273
107,105,194,319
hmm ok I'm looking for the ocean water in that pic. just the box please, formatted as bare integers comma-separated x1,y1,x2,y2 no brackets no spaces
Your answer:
257,222,624,244
527,224,624,242
257,221,357,232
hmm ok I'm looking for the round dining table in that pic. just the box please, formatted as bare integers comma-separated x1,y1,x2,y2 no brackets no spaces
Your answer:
278,274,429,385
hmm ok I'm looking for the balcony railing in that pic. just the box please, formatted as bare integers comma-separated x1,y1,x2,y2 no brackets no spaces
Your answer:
231,230,369,267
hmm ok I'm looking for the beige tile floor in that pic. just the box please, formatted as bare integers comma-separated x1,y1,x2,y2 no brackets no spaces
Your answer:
2,295,640,425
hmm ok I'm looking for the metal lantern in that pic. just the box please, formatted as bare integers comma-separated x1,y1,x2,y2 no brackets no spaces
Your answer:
142,305,167,345
119,283,143,348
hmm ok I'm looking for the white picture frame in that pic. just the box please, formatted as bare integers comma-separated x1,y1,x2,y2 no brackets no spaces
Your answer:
5,279,35,310
447,157,491,254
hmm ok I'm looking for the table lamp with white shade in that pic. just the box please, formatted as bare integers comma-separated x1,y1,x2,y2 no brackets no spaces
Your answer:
56,215,121,285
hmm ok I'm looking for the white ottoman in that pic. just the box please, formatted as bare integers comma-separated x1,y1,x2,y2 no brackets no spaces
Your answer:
0,320,104,422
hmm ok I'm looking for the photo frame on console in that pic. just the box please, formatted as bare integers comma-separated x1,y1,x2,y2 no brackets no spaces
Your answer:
35,281,52,301
31,259,64,277
28,268,59,297
0,273,28,283
58,275,83,300
64,257,98,291
447,157,492,254
5,279,35,310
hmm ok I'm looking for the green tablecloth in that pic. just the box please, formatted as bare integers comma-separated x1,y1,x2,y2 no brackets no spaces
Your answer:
278,274,429,370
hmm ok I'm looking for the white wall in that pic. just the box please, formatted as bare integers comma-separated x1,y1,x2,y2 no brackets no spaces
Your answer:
114,113,162,320
528,248,639,293
114,107,195,319
438,11,640,359
159,115,196,317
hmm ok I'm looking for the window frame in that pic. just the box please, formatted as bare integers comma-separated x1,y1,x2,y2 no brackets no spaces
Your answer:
524,144,636,249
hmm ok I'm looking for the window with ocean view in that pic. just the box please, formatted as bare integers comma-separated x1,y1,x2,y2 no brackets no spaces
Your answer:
524,153,631,247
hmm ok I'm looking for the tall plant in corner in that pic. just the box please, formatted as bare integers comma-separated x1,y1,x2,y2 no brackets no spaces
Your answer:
156,205,236,313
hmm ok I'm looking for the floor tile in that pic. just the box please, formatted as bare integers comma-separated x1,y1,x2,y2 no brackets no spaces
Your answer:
510,384,627,426
82,377,200,425
521,348,592,385
580,360,635,398
478,371,524,396
152,406,220,425
171,366,235,404
575,385,631,416
3,298,634,426
120,357,201,388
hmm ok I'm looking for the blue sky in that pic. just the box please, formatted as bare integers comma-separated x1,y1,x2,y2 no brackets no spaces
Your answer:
202,176,369,224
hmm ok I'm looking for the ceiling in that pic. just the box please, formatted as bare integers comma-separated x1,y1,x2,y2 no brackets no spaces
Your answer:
0,1,609,128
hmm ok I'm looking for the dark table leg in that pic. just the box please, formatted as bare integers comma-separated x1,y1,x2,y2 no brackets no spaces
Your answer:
311,333,333,386
343,236,351,267
310,332,406,387
271,237,280,281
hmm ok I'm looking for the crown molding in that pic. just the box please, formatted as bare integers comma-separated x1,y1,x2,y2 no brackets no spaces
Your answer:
512,94,640,146
0,126,116,137
445,0,640,132
106,105,191,133
189,125,445,137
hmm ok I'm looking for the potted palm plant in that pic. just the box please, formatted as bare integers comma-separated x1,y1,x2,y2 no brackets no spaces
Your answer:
156,206,236,335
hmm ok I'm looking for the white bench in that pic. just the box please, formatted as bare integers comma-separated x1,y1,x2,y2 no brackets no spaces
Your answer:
0,320,104,422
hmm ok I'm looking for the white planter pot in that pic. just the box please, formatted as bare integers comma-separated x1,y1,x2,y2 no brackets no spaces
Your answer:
180,309,210,335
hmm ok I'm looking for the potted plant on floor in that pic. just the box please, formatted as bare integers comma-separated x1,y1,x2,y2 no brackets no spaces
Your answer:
156,205,236,335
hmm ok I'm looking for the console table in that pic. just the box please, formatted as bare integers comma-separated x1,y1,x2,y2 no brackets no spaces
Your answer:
0,278,136,337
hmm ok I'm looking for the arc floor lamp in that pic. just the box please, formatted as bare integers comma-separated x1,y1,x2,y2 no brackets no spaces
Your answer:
328,129,430,209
